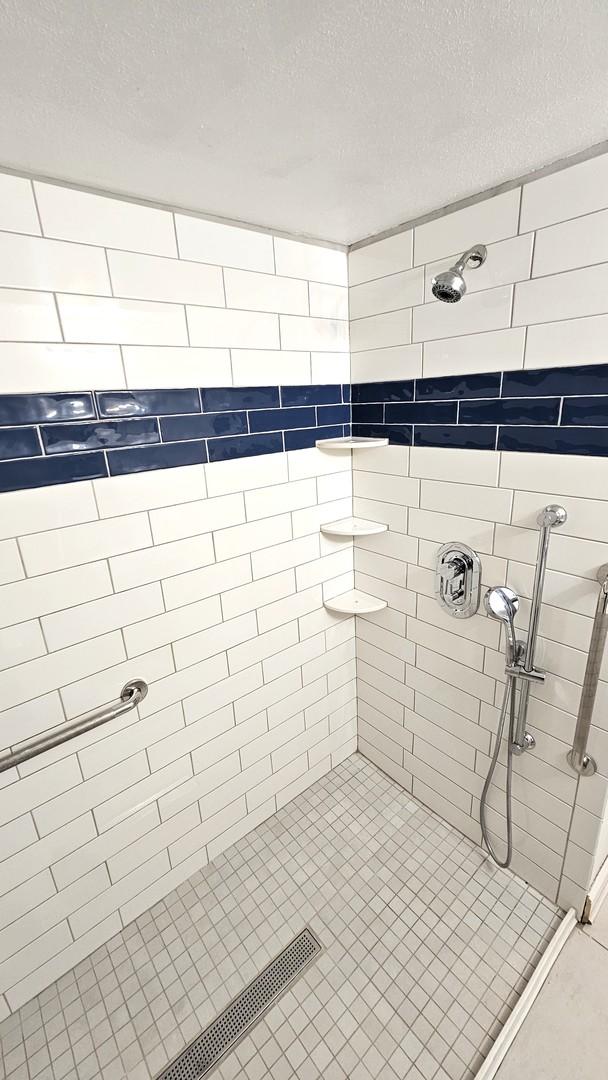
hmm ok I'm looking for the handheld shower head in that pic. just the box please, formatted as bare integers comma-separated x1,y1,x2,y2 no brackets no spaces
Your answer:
431,244,487,303
484,586,519,664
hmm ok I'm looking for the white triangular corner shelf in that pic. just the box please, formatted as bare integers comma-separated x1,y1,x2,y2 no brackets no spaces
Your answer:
320,516,388,538
323,589,388,615
315,436,389,449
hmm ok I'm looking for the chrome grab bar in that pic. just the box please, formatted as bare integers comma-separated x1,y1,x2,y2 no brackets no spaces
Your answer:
567,565,608,778
0,679,148,774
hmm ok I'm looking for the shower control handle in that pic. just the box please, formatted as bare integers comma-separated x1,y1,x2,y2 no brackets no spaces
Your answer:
436,542,481,619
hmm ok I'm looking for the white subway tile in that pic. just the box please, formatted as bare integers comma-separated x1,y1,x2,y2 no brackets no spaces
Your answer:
107,804,199,882
354,470,418,506
183,663,263,725
175,215,274,272
221,569,294,622
0,814,37,864
0,232,110,294
0,631,125,712
274,238,347,285
124,595,221,658
69,851,171,938
42,582,162,650
110,532,214,591
0,870,56,940
349,231,413,286
350,308,411,352
231,348,310,386
92,758,187,835
224,268,308,314
150,492,244,544
2,814,95,896
78,703,184,780
123,345,231,388
511,489,608,545
245,478,315,521
251,534,318,581
205,450,288,497
416,646,495,705
0,342,124,393
191,713,267,776
0,540,23,585
409,507,494,554
424,233,533,302
0,288,61,341
0,692,65,749
261,584,320,634
316,469,352,500
287,446,350,481
407,664,480,722
0,757,81,828
228,622,299,675
214,514,291,561
0,479,99,540
309,282,348,319
525,314,608,370
350,343,422,383
413,285,512,342
163,554,251,611
139,653,229,721
94,463,206,517
108,249,224,305
58,293,188,345
311,351,350,384
20,513,151,576
266,674,323,728
410,446,500,486
0,619,46,671
533,207,608,278
263,633,325,682
187,304,279,348
350,267,424,320
499,451,608,501
0,921,72,1001
296,548,353,590
0,174,40,234
147,704,233,772
279,314,348,352
422,326,525,377
292,497,352,538
414,189,521,264
520,153,608,232
35,182,176,255
420,479,512,523
408,617,484,672
174,611,257,670
514,262,608,326
354,443,408,475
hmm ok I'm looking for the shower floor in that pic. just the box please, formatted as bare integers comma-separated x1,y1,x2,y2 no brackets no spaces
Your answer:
0,754,562,1080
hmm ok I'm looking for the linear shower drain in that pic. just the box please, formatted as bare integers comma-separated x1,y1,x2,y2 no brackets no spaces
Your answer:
156,927,322,1080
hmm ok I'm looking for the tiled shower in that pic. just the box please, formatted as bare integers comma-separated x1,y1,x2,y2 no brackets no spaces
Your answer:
0,141,608,1079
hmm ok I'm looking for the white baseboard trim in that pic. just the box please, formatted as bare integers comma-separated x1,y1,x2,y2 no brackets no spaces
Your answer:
584,854,608,923
474,908,577,1080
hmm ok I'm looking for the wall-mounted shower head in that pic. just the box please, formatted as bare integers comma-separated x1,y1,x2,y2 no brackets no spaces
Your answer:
431,244,487,303
484,586,519,664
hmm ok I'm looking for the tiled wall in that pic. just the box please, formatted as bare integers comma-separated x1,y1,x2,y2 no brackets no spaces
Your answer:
0,175,356,1018
349,151,608,916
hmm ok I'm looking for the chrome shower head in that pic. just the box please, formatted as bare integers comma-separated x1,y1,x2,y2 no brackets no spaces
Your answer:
431,244,487,303
484,586,519,664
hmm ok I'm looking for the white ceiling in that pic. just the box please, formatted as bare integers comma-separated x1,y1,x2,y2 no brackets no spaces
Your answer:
1,0,608,245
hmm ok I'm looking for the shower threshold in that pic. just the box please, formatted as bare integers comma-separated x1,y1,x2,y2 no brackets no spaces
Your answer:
0,755,562,1080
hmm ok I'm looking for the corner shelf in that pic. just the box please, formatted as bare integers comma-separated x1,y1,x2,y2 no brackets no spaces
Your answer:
321,516,388,538
315,436,389,449
323,589,388,615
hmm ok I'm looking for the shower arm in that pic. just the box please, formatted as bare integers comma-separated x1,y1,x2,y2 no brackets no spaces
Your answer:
453,245,486,273
506,504,567,754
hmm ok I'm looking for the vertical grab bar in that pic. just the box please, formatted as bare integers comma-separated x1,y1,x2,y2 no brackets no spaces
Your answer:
512,504,567,754
567,565,608,777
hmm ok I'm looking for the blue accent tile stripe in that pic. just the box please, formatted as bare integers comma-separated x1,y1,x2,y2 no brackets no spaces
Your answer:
2,362,608,493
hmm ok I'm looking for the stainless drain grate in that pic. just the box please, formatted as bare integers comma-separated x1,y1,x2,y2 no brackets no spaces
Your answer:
156,927,322,1080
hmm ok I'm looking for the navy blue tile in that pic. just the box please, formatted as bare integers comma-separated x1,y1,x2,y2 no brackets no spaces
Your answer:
208,432,283,462
0,428,41,460
0,452,107,493
414,425,497,450
342,384,351,403
284,425,343,451
459,398,560,425
97,389,200,417
249,407,315,433
415,371,501,401
107,441,208,476
498,426,608,457
351,381,414,403
561,397,608,426
202,386,279,412
352,403,384,424
351,423,412,446
385,401,458,424
317,404,350,425
161,412,247,441
0,393,95,425
42,419,159,455
280,384,341,407
502,363,608,398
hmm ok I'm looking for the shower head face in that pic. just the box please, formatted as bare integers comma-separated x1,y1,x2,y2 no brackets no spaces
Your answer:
484,586,519,662
431,268,466,303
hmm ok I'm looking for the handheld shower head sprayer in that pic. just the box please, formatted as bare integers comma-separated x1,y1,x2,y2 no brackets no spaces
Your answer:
431,243,487,303
484,586,519,665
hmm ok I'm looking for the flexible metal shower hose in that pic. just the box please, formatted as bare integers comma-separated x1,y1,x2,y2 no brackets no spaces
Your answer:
479,674,517,869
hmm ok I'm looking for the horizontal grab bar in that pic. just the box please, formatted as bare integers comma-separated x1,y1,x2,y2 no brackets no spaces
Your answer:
0,679,148,774
567,565,608,777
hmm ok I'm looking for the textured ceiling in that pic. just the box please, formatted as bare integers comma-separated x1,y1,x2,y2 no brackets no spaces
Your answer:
1,0,608,245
